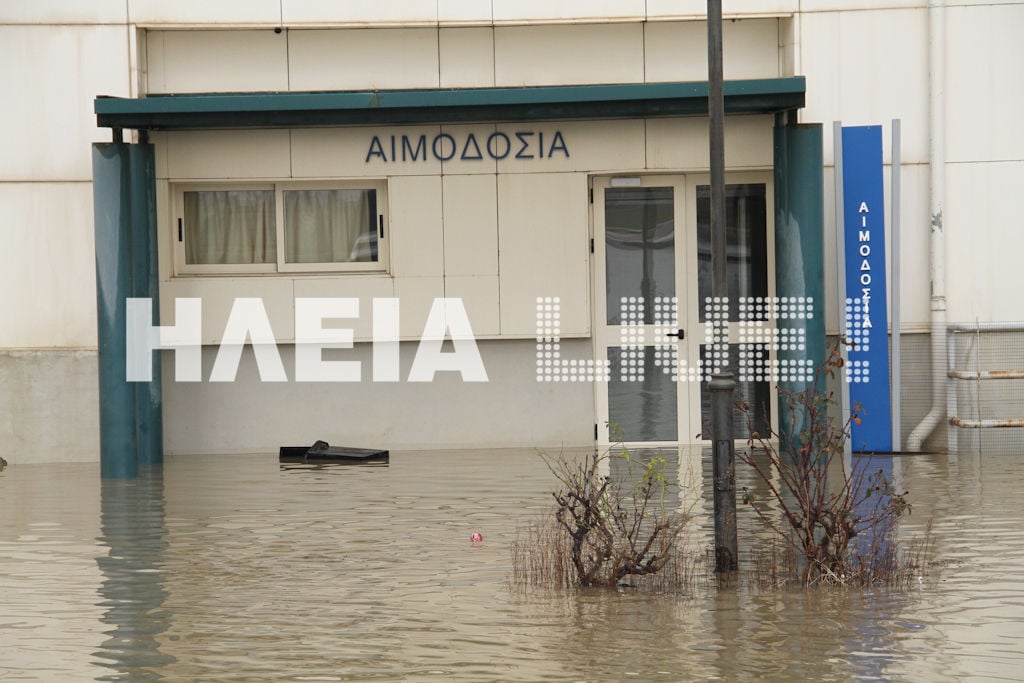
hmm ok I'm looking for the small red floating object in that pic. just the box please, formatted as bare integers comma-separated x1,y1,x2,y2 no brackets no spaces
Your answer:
470,532,483,543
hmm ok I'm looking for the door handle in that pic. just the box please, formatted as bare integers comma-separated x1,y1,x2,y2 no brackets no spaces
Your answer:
665,329,685,339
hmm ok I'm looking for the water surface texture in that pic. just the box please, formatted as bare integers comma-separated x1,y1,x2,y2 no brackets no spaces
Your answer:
1,449,1023,681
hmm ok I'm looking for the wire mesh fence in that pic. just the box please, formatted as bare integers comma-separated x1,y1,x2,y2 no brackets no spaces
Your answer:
946,323,1024,456
821,324,1024,456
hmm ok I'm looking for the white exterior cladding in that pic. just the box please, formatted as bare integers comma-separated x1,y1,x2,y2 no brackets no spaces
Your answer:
2,1,1023,461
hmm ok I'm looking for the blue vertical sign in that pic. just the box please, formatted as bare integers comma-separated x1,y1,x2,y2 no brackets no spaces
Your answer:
842,126,892,451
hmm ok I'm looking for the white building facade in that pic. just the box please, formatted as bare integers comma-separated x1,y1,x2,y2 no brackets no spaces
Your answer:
2,1,1022,464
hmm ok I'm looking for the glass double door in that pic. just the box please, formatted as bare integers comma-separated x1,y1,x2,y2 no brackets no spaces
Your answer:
592,174,773,446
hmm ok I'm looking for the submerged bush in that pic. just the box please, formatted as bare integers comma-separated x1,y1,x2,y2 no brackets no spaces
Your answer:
512,446,694,591
738,341,921,587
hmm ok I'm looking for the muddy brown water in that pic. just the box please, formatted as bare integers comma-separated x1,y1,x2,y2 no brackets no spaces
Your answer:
1,448,1022,681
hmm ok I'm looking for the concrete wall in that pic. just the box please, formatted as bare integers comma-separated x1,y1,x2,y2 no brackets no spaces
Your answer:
0,350,100,463
162,339,595,454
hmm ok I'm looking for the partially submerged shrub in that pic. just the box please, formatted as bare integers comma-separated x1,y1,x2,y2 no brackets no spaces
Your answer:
510,513,574,589
513,446,693,590
738,341,919,587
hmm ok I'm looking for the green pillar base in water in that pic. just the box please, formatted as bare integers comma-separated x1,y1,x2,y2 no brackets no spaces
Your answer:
92,143,163,478
773,119,826,446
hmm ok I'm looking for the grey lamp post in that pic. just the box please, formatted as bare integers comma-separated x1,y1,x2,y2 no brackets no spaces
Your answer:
707,0,738,573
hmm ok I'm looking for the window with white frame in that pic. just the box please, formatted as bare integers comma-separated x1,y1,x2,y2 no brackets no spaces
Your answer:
174,181,387,274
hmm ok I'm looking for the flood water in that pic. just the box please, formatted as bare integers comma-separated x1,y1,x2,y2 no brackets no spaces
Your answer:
2,447,1023,681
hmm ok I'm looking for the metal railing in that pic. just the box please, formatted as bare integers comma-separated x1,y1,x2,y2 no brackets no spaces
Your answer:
947,323,1024,453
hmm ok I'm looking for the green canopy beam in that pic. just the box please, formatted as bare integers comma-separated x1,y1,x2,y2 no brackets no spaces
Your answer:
95,77,805,130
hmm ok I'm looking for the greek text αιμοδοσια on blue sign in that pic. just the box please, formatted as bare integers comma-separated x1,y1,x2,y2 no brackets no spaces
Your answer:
842,125,892,452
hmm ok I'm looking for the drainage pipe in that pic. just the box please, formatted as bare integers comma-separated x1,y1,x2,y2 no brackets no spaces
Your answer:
907,0,948,451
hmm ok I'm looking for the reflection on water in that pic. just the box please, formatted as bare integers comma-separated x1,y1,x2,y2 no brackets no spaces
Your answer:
95,470,174,679
1,448,1024,681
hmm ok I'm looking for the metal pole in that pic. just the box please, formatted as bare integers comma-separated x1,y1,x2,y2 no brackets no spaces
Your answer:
834,121,852,471
707,0,737,573
890,119,902,451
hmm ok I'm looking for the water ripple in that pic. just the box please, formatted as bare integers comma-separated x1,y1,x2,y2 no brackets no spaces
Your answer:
1,450,1024,680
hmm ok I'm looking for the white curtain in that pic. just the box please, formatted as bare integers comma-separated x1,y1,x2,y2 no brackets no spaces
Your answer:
284,189,375,264
184,190,275,264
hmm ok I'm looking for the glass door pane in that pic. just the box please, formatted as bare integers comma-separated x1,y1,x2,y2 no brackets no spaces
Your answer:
594,178,688,445
608,346,679,442
694,182,772,439
604,187,675,324
696,184,768,322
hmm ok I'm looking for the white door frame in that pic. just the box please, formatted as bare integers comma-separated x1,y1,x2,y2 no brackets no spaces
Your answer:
592,175,689,447
591,171,778,447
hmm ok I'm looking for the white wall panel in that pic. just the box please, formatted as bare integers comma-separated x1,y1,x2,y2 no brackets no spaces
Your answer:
282,0,437,26
0,183,97,347
645,19,779,83
443,175,499,277
646,116,774,170
0,26,130,181
165,130,291,179
496,120,646,174
888,162,931,329
388,176,445,278
945,161,1024,323
439,0,492,25
130,0,280,25
394,276,445,338
292,126,444,178
646,0,797,19
498,173,590,336
779,15,799,76
439,28,495,87
0,0,125,23
493,0,644,23
799,0,924,10
146,30,288,94
644,21,707,82
946,4,1024,163
293,276,395,342
151,132,170,179
160,277,294,346
800,9,929,165
155,180,172,281
289,29,439,91
445,276,501,337
494,23,644,86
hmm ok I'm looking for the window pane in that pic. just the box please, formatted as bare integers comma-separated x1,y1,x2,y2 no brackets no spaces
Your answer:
697,184,768,322
284,189,377,264
698,343,771,440
605,187,675,325
184,190,276,265
608,346,679,442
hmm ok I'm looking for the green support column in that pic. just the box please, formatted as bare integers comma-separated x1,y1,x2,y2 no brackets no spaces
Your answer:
773,118,826,445
128,144,163,467
93,142,163,478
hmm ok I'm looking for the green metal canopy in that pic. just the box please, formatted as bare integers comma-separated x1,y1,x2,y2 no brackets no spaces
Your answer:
95,77,805,130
